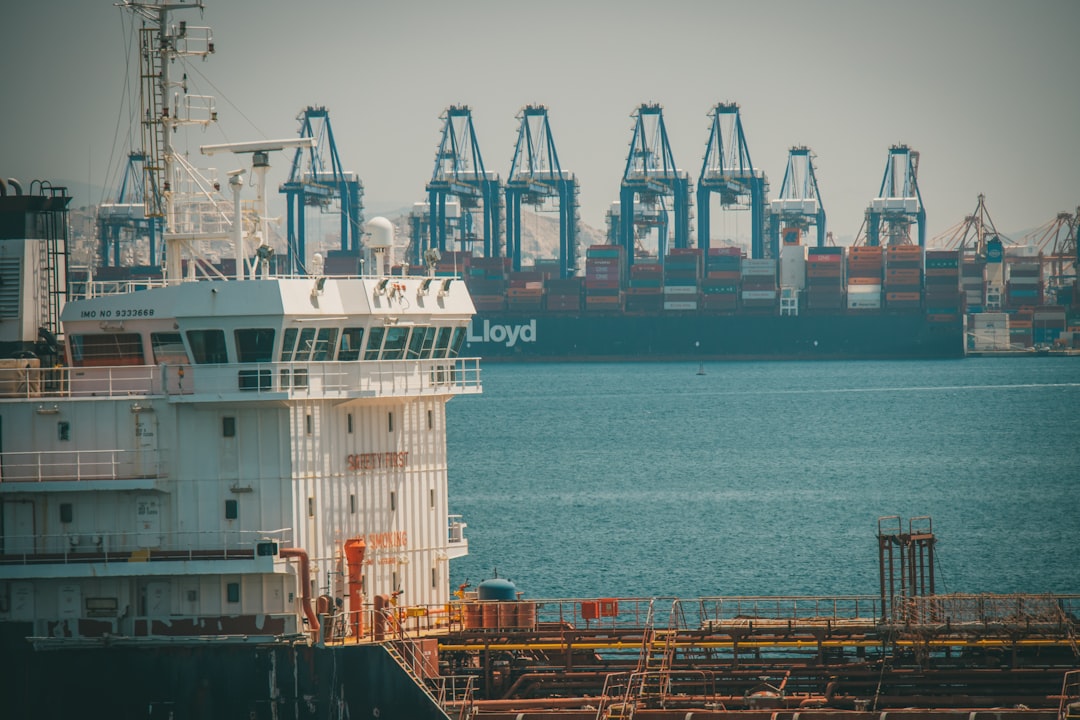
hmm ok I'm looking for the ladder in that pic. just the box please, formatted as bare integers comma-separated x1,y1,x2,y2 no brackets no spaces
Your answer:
379,609,453,719
638,599,678,702
596,599,684,719
139,26,166,219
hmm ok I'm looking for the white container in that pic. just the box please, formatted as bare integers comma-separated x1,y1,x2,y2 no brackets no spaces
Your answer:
741,290,777,301
847,296,882,309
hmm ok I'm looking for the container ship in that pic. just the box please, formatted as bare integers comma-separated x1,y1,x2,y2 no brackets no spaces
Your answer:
3,3,1077,719
444,243,966,361
414,234,1080,362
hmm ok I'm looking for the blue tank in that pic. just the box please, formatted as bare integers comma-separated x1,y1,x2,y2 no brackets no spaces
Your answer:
477,577,517,601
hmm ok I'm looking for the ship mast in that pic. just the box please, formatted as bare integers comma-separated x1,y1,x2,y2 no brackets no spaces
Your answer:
124,0,219,283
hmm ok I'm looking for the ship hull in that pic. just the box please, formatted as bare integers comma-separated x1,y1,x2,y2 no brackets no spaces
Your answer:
1,624,445,720
464,311,964,361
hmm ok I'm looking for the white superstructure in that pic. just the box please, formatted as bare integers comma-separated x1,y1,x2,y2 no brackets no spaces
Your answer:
0,0,483,645
0,274,479,641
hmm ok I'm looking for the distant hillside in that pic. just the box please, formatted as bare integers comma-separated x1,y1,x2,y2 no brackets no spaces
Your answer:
382,208,607,269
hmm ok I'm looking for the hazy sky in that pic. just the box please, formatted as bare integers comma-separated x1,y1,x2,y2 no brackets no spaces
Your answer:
3,0,1078,245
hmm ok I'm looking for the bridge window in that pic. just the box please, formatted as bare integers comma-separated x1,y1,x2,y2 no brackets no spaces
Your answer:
186,330,228,364
381,327,409,360
311,328,338,361
151,332,189,364
280,328,298,361
235,329,276,363
407,327,435,359
69,333,145,367
337,328,364,361
448,327,466,357
364,327,385,360
433,327,452,358
293,327,317,362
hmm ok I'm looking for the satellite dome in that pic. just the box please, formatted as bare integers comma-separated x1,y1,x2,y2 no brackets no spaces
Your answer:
364,217,394,249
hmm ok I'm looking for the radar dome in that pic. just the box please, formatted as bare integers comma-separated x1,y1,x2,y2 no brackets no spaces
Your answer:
364,217,394,249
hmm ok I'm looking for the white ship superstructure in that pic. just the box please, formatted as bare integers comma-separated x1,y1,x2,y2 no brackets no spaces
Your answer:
0,0,480,646
0,275,479,641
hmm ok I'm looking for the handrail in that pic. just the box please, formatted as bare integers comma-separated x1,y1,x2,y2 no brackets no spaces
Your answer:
0,448,168,483
0,528,291,565
0,358,481,401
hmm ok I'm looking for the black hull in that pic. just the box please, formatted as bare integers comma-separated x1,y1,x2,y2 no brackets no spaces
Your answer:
1,625,443,720
464,311,964,361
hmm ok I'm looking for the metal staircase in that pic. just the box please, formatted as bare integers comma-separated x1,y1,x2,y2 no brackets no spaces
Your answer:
595,599,685,719
379,609,474,720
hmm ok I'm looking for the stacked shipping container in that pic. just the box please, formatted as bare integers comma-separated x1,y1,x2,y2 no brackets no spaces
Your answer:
626,262,663,313
884,246,923,311
741,258,778,311
664,249,702,311
846,246,883,311
805,247,844,310
702,248,741,312
923,250,963,322
584,245,623,311
506,270,545,312
1005,260,1043,310
961,259,987,313
544,277,583,312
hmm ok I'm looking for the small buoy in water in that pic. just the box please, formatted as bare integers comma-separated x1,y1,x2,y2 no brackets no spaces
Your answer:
696,363,705,375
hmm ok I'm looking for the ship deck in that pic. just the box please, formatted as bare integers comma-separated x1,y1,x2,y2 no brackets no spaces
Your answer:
345,594,1080,718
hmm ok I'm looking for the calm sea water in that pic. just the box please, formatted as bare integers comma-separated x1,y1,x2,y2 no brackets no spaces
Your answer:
446,358,1080,600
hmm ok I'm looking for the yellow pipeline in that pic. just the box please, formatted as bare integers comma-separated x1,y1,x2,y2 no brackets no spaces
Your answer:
438,638,1074,652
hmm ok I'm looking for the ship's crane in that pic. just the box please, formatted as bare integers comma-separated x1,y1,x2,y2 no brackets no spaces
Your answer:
279,106,364,275
768,146,826,248
931,194,1015,259
422,105,503,263
856,144,926,247
505,105,579,276
97,151,160,267
619,103,692,272
697,102,768,258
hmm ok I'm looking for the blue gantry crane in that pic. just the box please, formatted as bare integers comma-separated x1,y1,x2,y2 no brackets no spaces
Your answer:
697,103,769,258
505,105,579,276
858,144,926,247
97,151,160,267
279,106,364,275
618,103,691,272
422,105,503,263
768,146,826,248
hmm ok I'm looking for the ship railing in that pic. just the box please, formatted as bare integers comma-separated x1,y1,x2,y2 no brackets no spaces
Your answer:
432,674,475,720
0,448,168,483
0,528,291,566
191,358,481,398
887,593,1080,629
698,595,884,629
448,515,467,544
434,595,1080,651
0,358,482,400
374,607,447,712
